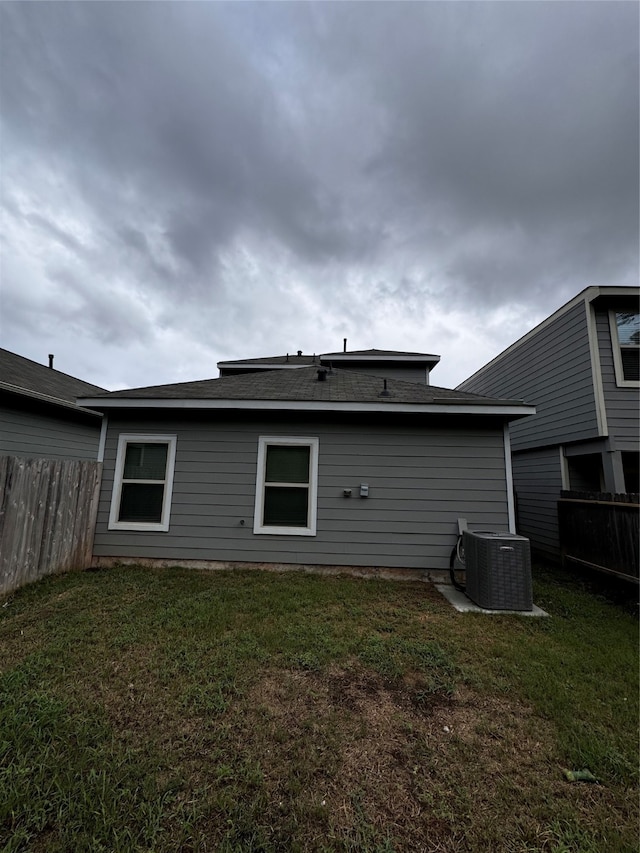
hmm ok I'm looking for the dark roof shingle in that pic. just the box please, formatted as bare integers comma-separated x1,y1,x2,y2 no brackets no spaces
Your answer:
218,348,440,368
83,365,524,407
0,348,106,407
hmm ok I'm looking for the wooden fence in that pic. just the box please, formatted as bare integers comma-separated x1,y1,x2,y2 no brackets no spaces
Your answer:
558,491,639,583
0,456,102,596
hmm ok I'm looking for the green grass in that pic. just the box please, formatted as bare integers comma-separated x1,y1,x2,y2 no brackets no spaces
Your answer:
0,564,637,852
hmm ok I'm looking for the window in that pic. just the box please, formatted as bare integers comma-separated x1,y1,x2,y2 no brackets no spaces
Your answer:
610,311,640,386
254,436,319,536
108,435,177,531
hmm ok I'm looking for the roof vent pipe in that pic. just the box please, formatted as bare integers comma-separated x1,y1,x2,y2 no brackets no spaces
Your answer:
343,338,347,352
48,354,54,369
297,350,302,357
379,379,391,397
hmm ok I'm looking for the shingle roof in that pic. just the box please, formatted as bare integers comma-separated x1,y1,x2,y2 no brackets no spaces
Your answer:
219,354,318,367
83,365,524,407
0,348,106,410
218,348,440,368
321,348,440,359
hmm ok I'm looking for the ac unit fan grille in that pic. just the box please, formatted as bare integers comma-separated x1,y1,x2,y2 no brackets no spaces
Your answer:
463,531,533,611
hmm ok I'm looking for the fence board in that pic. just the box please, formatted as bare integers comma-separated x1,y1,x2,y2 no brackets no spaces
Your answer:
558,491,639,583
0,456,102,596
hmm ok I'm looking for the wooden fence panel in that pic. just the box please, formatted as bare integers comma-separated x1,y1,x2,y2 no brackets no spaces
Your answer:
558,491,640,583
0,456,102,596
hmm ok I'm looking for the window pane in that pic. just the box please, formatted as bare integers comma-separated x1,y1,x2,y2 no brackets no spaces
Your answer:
119,483,165,522
621,348,640,382
123,443,168,480
263,486,308,526
265,446,310,483
616,312,640,346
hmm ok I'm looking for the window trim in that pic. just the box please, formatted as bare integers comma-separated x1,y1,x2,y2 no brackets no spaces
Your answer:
108,434,177,532
253,436,319,536
609,310,640,388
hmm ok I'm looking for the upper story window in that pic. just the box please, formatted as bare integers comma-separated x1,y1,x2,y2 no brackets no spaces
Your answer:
108,435,177,531
609,311,640,386
253,436,319,536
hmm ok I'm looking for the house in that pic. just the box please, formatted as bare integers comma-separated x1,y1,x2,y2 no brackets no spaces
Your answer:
457,286,639,560
218,348,441,384
78,360,534,576
0,348,106,461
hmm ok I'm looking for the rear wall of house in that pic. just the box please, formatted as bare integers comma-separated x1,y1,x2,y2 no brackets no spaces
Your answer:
92,412,511,571
512,447,564,558
457,300,599,450
336,366,429,384
596,309,640,451
0,399,101,461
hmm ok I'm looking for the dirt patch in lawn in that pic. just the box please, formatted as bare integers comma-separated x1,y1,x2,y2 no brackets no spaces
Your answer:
244,665,632,851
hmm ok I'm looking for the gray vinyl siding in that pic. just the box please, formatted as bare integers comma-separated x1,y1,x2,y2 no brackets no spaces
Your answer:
458,300,599,451
93,414,510,571
512,447,563,558
596,309,640,450
0,402,101,460
339,366,428,384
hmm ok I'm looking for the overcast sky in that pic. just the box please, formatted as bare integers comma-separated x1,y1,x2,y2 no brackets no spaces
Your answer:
1,2,638,392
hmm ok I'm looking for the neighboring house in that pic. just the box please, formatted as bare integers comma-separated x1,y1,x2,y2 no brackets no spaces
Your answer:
0,348,106,460
218,348,441,384
457,286,640,559
78,363,534,575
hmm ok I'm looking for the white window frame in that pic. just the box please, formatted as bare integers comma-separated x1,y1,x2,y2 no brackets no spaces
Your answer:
609,310,640,388
108,434,177,532
253,436,319,536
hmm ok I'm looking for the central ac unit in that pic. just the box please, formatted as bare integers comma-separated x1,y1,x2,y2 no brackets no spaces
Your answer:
463,531,532,611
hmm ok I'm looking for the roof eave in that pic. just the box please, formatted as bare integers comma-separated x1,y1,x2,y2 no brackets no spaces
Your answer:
78,396,535,419
218,362,312,370
321,354,441,365
2,382,103,418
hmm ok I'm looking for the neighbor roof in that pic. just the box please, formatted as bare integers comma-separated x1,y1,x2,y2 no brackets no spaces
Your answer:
217,348,441,371
320,348,440,361
0,348,106,415
79,366,534,419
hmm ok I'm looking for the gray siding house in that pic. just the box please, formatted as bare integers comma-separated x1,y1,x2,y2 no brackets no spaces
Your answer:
0,349,106,461
79,364,534,575
457,286,639,558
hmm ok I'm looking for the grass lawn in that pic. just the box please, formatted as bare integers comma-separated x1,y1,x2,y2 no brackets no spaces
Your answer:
0,564,637,852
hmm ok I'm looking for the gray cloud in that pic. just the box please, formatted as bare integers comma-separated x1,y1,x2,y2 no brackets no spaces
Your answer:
0,1,637,390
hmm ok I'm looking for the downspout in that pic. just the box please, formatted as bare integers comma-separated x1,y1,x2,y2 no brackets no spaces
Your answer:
97,415,108,463
503,422,516,534
89,414,108,569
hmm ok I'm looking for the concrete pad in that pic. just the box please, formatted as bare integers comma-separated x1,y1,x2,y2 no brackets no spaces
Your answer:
435,584,549,617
